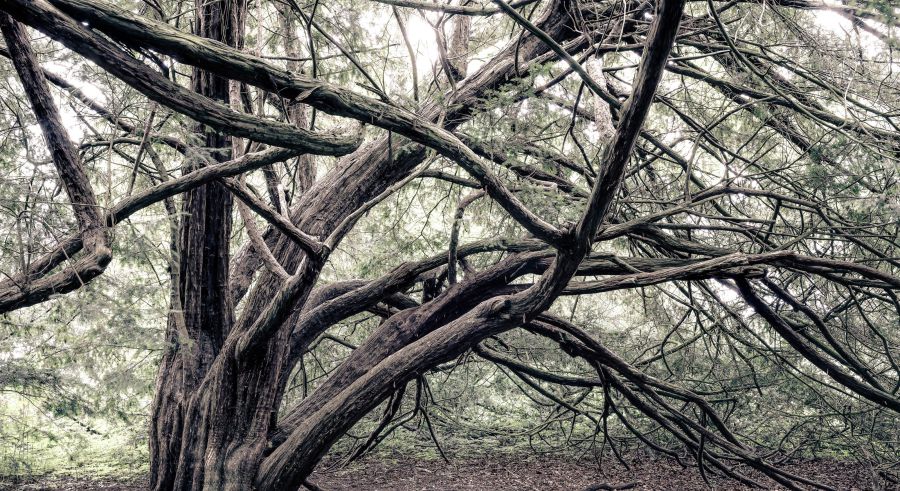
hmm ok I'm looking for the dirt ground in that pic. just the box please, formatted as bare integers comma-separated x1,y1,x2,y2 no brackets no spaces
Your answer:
1,455,880,490
308,454,877,490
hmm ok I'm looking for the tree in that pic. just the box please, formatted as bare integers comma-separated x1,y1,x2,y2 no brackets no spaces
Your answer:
0,0,897,489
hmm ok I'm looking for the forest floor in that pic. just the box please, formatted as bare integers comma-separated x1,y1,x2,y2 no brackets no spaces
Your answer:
307,454,876,490
1,454,879,490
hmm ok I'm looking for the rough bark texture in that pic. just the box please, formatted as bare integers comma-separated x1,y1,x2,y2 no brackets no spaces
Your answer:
4,0,895,489
0,13,111,312
156,2,579,488
148,1,246,489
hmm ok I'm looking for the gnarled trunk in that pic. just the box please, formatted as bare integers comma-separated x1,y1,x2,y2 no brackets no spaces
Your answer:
5,0,893,489
147,0,583,488
149,1,245,489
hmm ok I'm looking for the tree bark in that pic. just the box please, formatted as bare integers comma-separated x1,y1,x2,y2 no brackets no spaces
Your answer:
148,1,246,489
0,14,111,312
2,1,896,489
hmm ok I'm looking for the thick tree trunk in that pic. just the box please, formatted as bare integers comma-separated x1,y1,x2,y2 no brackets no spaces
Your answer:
149,1,245,489
3,1,897,490
149,1,581,488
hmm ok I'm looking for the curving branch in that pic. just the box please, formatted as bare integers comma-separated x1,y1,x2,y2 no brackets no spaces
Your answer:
1,0,363,155
2,0,568,246
0,14,111,312
257,1,687,487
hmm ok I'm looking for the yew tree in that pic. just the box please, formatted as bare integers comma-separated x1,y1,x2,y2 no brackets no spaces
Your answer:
0,0,898,489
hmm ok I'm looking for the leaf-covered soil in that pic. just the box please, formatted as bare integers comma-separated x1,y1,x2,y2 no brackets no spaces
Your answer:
308,454,876,490
0,475,146,490
1,454,878,490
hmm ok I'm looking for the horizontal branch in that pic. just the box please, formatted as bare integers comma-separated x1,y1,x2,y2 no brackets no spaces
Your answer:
372,0,539,16
0,147,301,314
2,0,567,245
1,0,363,155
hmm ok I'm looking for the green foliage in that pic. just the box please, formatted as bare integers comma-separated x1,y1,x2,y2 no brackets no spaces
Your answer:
1,0,899,484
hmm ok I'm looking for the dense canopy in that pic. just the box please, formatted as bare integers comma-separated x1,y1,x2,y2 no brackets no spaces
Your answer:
0,0,898,489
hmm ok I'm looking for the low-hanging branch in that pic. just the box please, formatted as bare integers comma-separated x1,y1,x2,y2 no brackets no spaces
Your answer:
0,0,897,489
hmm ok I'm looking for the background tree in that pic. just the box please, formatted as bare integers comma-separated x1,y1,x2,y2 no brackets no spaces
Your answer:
0,0,897,489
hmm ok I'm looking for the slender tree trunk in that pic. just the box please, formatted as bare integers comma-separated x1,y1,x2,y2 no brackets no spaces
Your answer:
149,1,246,489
